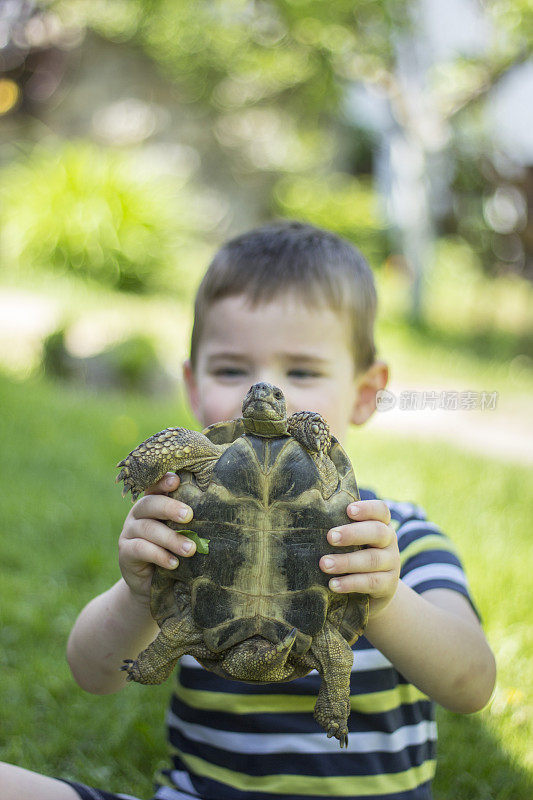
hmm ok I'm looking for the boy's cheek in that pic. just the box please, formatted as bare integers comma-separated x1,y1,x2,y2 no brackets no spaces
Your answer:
195,385,244,427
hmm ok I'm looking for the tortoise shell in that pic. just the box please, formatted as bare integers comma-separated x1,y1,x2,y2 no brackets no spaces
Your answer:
118,383,369,746
165,417,368,673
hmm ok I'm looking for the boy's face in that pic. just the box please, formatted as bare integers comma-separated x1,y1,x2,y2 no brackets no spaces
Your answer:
183,293,387,443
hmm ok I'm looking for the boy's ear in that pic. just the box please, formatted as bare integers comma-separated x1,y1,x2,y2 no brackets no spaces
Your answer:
182,359,199,416
350,360,389,426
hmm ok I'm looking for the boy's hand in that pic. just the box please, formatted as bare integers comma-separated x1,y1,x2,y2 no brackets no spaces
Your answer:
118,472,195,604
319,500,400,617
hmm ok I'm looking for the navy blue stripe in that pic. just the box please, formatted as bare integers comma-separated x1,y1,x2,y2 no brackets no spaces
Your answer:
397,527,445,549
167,756,434,800
410,579,475,601
178,668,317,696
353,636,377,650
391,510,425,525
169,730,435,778
392,511,427,524
169,694,434,735
359,487,378,501
400,549,461,577
178,665,405,696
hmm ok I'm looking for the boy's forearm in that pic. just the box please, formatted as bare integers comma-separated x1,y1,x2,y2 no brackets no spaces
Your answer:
364,581,496,713
66,579,159,694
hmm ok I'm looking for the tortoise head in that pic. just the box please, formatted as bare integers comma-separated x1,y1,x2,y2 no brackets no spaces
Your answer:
242,382,288,437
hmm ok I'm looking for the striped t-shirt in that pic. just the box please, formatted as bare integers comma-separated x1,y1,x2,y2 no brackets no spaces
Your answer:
153,488,475,800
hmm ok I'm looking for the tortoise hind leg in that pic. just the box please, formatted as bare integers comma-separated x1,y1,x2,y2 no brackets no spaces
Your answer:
301,620,354,748
122,603,212,685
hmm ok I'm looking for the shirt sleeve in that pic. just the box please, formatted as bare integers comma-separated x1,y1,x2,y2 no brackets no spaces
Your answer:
385,498,481,619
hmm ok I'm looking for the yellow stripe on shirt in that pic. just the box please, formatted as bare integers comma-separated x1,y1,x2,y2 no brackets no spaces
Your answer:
169,747,436,797
400,534,458,567
173,681,428,715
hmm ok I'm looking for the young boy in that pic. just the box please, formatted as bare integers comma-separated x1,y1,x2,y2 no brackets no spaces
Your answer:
1,221,495,800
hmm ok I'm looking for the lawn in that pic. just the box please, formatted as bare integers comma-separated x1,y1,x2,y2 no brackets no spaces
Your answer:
0,371,531,799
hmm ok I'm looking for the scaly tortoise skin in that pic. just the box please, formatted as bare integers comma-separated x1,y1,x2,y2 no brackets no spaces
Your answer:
117,382,369,747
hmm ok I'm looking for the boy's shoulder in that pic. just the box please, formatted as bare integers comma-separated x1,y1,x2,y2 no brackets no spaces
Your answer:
360,486,477,613
359,486,428,529
359,485,448,552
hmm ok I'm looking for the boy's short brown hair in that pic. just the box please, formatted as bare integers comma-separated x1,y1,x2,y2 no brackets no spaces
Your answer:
190,220,377,373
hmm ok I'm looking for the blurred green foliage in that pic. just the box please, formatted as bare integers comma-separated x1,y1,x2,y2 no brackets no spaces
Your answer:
54,0,410,113
0,141,192,292
0,0,520,300
274,173,390,266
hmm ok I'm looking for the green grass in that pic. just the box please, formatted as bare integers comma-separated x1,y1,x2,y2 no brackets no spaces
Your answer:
0,372,531,799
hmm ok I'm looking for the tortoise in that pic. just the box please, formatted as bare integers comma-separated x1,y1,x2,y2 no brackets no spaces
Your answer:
117,382,369,746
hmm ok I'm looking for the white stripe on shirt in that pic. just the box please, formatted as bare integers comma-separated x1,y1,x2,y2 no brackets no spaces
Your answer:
402,563,468,589
155,772,201,799
166,710,437,755
396,520,443,542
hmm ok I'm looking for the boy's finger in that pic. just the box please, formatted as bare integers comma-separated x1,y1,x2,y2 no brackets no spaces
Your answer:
125,536,182,571
346,500,391,525
327,520,394,548
328,570,398,595
131,494,193,524
144,472,180,495
124,519,196,558
320,547,395,576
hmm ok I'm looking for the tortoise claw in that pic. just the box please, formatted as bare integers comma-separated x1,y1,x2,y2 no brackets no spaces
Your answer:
326,721,349,748
121,659,136,681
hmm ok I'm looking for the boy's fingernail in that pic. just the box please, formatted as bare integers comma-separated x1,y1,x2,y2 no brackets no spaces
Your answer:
329,579,341,591
168,557,179,568
181,540,194,554
348,503,360,517
323,557,335,570
330,529,341,543
177,507,192,521
166,476,177,488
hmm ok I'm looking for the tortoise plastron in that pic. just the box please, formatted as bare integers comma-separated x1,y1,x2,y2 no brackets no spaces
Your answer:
117,382,369,747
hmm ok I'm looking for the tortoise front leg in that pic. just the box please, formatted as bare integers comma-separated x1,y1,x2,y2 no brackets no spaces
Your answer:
302,621,354,748
287,412,338,498
117,427,221,500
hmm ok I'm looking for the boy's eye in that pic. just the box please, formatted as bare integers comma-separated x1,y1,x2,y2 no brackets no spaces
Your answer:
287,369,322,379
212,367,247,378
